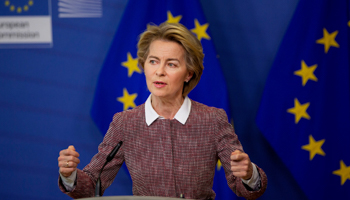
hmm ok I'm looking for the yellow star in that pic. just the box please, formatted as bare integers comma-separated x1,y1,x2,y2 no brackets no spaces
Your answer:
191,19,210,42
121,52,142,77
287,98,310,124
217,159,222,171
117,88,137,110
301,135,325,160
333,160,350,185
294,60,318,86
166,11,182,23
316,28,339,53
348,20,350,27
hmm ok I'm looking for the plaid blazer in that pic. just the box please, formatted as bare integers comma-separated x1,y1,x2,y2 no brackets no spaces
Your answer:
59,100,267,199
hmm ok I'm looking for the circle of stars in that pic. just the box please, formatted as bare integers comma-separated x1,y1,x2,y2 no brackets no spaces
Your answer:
4,0,34,13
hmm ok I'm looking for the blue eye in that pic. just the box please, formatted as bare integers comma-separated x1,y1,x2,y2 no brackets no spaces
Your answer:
168,63,176,67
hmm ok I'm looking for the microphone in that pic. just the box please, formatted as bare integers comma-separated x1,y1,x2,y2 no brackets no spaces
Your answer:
95,141,123,197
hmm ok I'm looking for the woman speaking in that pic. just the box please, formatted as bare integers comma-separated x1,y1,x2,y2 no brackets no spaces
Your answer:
58,22,267,199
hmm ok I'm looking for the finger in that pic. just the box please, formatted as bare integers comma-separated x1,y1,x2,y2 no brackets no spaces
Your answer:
66,160,79,168
58,153,79,161
232,171,250,179
231,163,249,172
231,150,241,155
59,159,79,168
231,150,242,158
70,156,80,165
231,151,246,161
231,157,250,164
66,146,80,157
58,156,80,169
66,155,80,164
232,168,252,180
231,164,251,177
59,148,80,158
68,145,75,151
58,155,80,165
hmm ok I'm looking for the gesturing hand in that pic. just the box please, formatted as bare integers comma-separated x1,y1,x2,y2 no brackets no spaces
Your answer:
230,150,253,180
58,145,80,177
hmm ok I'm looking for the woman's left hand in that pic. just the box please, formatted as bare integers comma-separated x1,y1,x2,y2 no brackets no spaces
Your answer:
230,150,253,180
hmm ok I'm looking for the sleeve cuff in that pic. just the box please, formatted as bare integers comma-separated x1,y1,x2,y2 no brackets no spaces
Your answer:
241,162,261,191
59,169,77,191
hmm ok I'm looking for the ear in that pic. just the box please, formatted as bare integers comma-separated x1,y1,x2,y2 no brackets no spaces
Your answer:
186,71,194,82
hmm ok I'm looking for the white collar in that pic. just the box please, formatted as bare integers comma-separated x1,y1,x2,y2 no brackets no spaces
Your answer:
145,94,191,126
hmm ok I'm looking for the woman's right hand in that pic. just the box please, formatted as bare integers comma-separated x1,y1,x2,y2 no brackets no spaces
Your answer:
58,145,80,177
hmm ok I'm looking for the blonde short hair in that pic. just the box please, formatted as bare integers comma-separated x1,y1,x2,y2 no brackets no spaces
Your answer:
137,22,204,97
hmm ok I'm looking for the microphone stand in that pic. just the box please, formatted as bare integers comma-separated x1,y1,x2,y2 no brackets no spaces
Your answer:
95,141,123,197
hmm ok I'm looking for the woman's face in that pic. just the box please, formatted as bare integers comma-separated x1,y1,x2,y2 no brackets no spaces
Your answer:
144,40,193,101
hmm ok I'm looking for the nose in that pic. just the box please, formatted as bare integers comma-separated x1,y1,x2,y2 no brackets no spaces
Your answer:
155,65,166,76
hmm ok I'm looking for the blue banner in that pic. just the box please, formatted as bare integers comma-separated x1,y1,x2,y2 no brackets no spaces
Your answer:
90,0,236,199
256,0,350,199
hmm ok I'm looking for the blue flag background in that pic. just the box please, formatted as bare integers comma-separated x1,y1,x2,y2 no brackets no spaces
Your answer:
91,0,238,199
1,0,311,199
256,0,350,199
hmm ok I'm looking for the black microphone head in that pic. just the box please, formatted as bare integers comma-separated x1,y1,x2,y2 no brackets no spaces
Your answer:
106,141,123,162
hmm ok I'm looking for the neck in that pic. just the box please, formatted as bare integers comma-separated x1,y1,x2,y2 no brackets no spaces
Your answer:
151,95,184,119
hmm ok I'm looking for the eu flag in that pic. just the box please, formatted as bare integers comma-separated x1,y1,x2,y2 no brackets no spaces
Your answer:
256,0,350,199
91,0,235,199
0,0,49,16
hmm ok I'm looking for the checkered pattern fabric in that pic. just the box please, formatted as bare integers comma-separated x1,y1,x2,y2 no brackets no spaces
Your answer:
59,100,267,199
